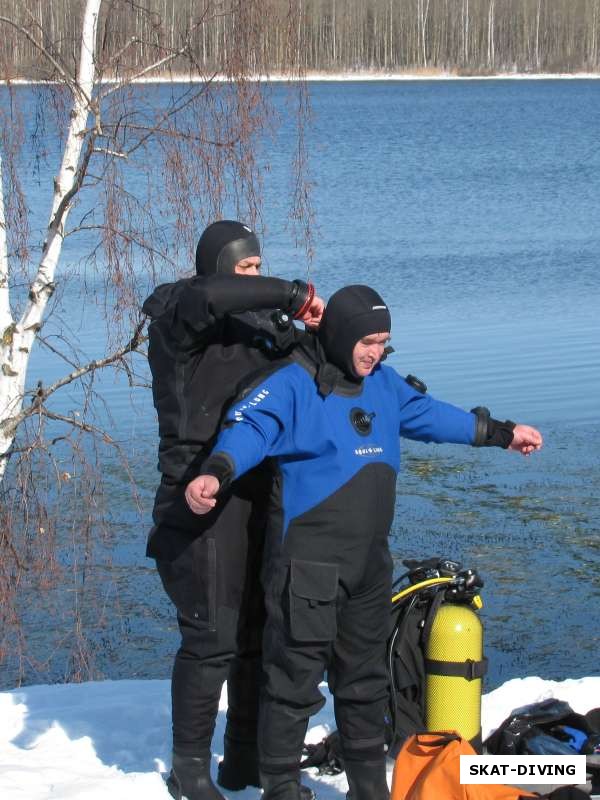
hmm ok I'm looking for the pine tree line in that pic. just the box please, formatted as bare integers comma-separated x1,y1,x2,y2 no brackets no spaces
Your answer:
1,0,599,79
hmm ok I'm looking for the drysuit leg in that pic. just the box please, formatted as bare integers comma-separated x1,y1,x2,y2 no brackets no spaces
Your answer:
218,504,266,789
167,524,266,796
154,483,266,761
170,611,233,754
329,541,392,800
258,559,337,790
165,611,231,800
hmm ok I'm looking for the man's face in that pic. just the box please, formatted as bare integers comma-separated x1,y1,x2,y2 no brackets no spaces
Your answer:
234,256,261,276
352,332,390,377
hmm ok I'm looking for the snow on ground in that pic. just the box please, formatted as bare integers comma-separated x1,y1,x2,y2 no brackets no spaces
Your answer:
4,71,600,87
1,676,598,799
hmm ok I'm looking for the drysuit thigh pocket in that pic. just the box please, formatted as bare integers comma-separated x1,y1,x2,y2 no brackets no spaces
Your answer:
289,559,338,642
156,533,217,628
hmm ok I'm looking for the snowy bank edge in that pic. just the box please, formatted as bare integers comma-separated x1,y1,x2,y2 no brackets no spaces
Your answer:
3,71,600,86
1,676,598,800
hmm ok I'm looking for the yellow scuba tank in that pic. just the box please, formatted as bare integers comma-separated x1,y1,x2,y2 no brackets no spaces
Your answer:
424,595,486,752
388,559,487,756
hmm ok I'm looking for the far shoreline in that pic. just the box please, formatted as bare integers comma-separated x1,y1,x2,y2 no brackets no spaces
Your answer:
2,68,600,86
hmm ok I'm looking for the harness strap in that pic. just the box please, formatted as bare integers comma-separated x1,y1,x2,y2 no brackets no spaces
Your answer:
424,656,488,681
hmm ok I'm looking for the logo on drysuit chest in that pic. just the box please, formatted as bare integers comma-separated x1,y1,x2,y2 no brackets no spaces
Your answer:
350,407,384,457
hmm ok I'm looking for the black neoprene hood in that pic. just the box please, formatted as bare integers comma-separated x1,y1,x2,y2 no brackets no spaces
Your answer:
195,220,261,276
318,285,392,378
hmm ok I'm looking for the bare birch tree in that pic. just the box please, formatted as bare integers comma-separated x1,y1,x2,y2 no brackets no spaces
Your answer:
0,1,102,481
0,0,309,685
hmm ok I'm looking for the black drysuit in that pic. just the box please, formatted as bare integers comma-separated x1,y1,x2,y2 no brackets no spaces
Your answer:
143,273,306,756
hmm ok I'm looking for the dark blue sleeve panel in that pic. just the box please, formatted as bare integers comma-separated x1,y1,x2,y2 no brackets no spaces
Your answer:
210,365,305,480
391,369,477,445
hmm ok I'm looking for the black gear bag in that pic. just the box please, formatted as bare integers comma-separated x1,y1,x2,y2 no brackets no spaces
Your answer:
485,698,600,794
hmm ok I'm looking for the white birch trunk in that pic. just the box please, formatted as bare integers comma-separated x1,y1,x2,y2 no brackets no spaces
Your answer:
592,0,598,67
332,0,336,65
0,0,102,480
535,0,542,70
391,0,395,68
418,0,431,69
487,0,495,69
0,156,11,342
463,0,469,66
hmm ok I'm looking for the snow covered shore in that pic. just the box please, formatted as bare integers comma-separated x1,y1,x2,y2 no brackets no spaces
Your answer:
1,675,598,799
3,70,600,86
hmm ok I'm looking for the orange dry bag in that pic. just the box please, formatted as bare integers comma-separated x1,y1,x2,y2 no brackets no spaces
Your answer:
390,732,540,800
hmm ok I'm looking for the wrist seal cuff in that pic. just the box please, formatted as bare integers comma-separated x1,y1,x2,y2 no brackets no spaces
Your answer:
201,453,235,492
289,280,315,318
471,406,516,449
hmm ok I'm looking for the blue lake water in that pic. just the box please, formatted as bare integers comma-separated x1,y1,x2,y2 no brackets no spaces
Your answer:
2,79,599,690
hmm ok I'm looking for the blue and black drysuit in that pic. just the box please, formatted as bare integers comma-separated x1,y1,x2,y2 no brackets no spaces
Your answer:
202,347,478,774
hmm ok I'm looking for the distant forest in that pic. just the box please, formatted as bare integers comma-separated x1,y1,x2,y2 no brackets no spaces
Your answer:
1,0,599,78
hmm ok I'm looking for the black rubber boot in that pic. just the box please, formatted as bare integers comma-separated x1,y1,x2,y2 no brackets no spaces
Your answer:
217,735,260,790
260,770,316,800
344,758,389,800
166,752,225,800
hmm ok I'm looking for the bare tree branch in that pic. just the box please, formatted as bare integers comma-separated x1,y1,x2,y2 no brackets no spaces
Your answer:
40,408,116,442
0,14,81,99
92,148,128,158
99,11,213,99
1,320,147,438
102,71,222,159
65,224,179,269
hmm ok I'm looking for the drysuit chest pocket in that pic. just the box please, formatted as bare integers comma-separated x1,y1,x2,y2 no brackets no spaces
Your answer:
289,559,339,642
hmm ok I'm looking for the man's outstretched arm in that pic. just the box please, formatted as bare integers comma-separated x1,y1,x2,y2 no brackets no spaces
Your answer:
394,375,543,455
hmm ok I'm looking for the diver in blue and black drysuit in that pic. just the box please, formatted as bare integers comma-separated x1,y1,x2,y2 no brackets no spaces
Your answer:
143,220,323,800
185,285,543,800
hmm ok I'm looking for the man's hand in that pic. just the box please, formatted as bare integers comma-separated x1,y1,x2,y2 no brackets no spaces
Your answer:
509,424,543,456
300,294,325,329
185,475,220,514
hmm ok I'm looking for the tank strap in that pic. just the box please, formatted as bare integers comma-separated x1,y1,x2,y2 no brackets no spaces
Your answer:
424,656,488,681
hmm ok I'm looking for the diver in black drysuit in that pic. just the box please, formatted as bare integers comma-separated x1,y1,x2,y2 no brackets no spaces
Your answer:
186,285,543,800
143,220,321,800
